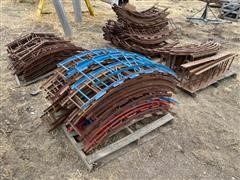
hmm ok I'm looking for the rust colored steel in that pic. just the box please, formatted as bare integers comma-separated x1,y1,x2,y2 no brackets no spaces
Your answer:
160,40,238,94
112,5,170,28
179,52,237,92
103,5,177,57
161,40,222,72
6,32,85,82
41,49,177,153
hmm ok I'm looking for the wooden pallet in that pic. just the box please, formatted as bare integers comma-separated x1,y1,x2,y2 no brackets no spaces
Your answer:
15,71,53,86
62,113,174,171
178,70,237,97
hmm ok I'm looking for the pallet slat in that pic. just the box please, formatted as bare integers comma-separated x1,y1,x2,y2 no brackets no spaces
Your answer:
62,113,174,171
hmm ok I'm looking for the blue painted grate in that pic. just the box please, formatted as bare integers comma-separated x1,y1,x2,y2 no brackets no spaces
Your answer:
57,48,176,110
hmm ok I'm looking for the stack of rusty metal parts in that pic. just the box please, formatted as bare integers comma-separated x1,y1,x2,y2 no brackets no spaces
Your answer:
6,32,84,83
161,40,238,94
161,41,222,71
41,48,177,153
103,5,177,57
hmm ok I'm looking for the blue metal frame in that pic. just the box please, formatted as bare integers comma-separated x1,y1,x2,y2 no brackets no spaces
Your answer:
57,48,176,110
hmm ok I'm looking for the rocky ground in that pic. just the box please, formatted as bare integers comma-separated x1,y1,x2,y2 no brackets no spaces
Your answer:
0,0,240,179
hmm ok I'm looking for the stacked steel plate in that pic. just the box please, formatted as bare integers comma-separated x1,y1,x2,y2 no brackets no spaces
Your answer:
160,40,238,93
6,32,85,82
103,5,177,57
41,48,177,153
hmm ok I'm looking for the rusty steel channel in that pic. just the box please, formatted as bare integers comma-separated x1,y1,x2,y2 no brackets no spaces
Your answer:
160,40,222,71
159,40,238,94
179,52,237,93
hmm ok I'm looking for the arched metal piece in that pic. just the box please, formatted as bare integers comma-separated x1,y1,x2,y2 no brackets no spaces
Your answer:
55,49,176,110
42,48,177,153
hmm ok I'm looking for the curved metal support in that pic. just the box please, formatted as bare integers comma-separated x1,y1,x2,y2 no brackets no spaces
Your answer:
42,48,177,152
56,49,176,110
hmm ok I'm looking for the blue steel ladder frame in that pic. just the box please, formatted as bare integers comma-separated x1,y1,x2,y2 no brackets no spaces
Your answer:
57,48,176,110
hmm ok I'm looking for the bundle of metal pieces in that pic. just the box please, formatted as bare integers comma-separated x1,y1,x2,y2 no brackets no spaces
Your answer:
103,5,177,57
112,4,170,28
179,52,238,93
161,40,237,94
6,32,85,82
41,48,177,153
161,40,222,72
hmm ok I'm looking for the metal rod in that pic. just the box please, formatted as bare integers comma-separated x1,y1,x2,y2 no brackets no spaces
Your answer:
72,0,82,23
53,0,73,37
